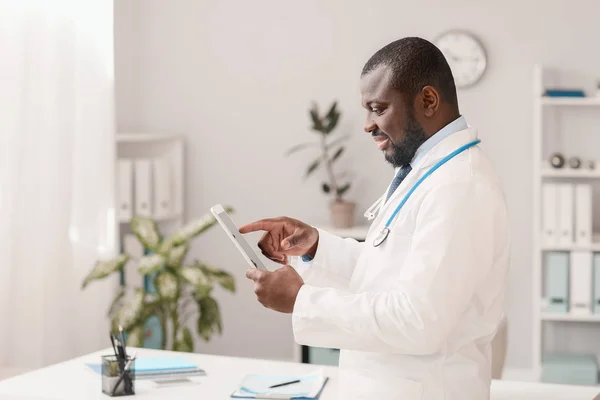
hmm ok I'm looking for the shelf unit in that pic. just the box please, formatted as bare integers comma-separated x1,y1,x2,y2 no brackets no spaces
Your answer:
541,313,600,322
114,132,185,349
116,133,184,225
532,65,600,381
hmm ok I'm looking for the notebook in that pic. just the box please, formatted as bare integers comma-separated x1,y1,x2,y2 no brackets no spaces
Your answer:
86,357,205,380
231,370,328,399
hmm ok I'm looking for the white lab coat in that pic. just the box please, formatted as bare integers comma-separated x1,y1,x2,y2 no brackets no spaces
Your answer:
291,127,510,400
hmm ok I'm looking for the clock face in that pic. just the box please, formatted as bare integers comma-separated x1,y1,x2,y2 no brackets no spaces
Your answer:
434,31,487,88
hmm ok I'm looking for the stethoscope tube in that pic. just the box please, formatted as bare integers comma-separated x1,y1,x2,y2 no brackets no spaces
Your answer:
371,139,481,247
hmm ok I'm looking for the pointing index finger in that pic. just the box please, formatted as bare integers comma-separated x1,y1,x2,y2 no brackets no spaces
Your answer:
239,218,280,234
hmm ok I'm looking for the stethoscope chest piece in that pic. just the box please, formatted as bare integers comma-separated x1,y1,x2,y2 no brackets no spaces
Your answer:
373,227,390,247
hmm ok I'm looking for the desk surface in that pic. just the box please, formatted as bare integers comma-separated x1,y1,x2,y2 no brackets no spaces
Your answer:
0,347,598,400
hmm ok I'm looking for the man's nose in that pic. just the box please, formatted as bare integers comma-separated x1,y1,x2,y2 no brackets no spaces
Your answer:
364,116,377,133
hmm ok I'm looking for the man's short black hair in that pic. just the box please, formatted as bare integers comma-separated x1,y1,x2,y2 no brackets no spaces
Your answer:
361,37,458,110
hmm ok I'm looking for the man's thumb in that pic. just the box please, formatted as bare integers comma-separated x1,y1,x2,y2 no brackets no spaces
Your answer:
281,228,306,250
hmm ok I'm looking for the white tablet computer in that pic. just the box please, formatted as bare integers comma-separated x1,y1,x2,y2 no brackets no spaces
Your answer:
210,204,267,270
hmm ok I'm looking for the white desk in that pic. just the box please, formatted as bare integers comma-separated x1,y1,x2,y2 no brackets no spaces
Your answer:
0,348,598,400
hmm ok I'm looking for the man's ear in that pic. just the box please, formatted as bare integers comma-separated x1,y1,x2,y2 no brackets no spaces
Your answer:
420,86,440,118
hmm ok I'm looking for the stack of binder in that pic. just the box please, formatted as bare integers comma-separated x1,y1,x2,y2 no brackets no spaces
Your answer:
541,182,600,315
87,357,205,380
542,182,592,248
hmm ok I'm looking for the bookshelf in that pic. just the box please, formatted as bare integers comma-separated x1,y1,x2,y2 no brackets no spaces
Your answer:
115,133,185,349
532,65,600,381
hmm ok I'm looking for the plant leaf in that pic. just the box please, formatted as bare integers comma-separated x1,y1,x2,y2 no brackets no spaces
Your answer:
82,254,130,289
199,263,235,293
167,243,188,268
309,104,324,132
130,216,161,251
138,297,161,323
174,327,194,352
115,289,145,330
284,142,317,157
138,253,166,275
323,101,340,134
325,101,338,120
337,183,351,197
179,265,213,298
197,296,221,341
125,325,144,347
108,286,126,318
330,146,344,163
162,208,233,251
305,158,321,178
155,270,180,302
175,327,194,352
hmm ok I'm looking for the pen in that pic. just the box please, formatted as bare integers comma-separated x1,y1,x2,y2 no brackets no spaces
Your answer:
109,333,118,358
268,379,300,389
118,325,127,359
111,352,137,396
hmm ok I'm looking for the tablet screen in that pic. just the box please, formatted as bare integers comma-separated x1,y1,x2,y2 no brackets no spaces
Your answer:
211,205,267,270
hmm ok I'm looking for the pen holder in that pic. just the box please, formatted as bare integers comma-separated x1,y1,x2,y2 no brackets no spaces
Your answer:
101,355,135,397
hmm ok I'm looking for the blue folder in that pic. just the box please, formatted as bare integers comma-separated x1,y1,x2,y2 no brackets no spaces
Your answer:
86,357,201,376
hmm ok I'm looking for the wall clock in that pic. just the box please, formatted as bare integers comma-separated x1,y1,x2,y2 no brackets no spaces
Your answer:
434,30,487,88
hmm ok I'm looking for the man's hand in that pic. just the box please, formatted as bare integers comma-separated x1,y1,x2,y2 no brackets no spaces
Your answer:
245,265,304,313
239,217,319,265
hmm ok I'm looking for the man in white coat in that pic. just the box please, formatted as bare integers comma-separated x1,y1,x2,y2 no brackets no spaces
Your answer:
240,37,510,400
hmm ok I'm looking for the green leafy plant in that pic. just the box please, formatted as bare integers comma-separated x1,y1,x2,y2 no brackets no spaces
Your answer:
82,210,236,352
285,100,352,201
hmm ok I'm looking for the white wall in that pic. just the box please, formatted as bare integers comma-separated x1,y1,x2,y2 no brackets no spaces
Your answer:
114,0,600,369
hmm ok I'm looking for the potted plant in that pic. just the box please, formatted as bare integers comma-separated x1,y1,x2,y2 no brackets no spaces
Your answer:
286,101,355,228
81,210,236,352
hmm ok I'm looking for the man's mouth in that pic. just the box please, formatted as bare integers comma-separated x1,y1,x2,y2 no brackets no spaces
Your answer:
372,132,390,150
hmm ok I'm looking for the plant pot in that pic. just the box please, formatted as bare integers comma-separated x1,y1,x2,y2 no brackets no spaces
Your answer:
330,200,355,229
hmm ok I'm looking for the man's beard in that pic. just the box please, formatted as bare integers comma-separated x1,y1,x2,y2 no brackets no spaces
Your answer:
375,113,428,168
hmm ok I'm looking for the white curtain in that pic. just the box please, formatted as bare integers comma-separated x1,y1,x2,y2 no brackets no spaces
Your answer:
0,1,118,369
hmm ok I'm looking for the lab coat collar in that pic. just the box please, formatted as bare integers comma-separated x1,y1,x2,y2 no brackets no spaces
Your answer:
411,126,479,171
369,126,479,222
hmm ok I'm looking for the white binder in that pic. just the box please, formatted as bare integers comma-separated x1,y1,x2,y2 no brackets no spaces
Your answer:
594,254,600,314
117,159,133,221
542,183,558,246
153,157,172,219
574,183,592,246
556,183,574,247
134,159,153,217
570,250,592,315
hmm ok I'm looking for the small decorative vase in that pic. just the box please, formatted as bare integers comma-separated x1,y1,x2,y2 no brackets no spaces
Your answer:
330,200,355,229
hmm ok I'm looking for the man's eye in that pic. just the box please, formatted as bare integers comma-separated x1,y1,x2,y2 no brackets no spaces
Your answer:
372,108,384,115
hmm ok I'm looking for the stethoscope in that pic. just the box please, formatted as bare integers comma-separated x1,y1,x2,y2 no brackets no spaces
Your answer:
366,139,481,247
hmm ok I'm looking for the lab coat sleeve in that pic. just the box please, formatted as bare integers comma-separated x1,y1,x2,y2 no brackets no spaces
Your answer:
290,228,364,290
292,181,497,355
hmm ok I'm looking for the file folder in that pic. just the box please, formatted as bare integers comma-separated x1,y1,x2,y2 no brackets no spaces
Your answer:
570,251,592,315
117,159,133,221
134,159,153,217
544,252,569,313
152,157,172,219
231,370,328,399
574,184,592,246
542,183,558,246
556,184,574,247
594,254,600,314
